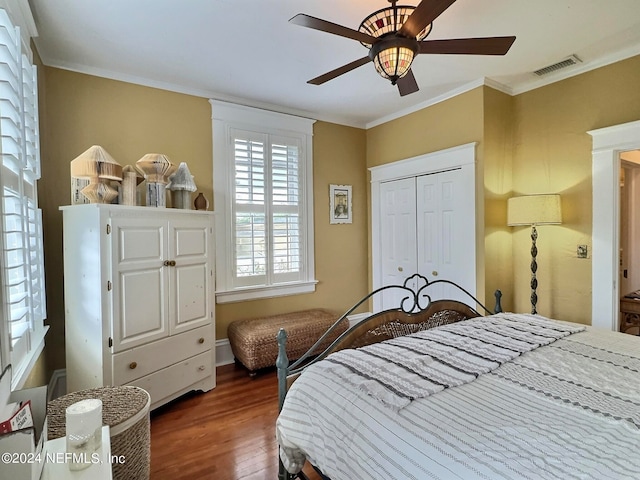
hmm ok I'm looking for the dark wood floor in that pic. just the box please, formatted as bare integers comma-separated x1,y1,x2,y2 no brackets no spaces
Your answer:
150,363,323,480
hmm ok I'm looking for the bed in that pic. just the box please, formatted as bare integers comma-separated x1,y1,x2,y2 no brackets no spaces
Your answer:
275,274,640,480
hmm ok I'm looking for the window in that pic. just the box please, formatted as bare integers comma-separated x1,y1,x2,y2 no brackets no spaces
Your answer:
0,6,47,389
211,100,316,303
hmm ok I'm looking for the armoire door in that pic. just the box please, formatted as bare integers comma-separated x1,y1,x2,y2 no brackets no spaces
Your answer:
110,216,168,352
168,216,213,335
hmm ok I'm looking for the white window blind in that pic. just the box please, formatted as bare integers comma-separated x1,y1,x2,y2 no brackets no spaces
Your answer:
212,101,316,303
0,7,46,388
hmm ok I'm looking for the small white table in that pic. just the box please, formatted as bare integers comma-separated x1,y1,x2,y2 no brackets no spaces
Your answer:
40,426,113,480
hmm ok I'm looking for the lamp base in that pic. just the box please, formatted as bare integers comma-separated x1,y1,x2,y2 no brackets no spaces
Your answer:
530,225,538,315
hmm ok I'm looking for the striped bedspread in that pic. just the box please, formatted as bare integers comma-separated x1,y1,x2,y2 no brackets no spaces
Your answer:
324,314,584,410
276,314,640,479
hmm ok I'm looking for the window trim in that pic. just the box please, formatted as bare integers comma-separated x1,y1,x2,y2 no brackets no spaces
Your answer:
211,100,316,303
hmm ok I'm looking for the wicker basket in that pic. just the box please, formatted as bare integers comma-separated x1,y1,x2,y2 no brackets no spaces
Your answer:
228,308,348,372
47,386,150,480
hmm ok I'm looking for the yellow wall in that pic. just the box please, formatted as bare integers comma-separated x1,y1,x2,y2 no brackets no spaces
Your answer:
35,53,640,379
366,88,491,305
39,68,368,372
216,121,369,334
364,54,640,321
367,88,484,168
511,54,640,322
483,87,515,311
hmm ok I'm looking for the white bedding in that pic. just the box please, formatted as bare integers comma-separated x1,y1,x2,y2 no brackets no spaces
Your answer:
276,314,640,480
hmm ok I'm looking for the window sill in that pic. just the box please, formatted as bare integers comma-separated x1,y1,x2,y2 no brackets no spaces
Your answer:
11,325,49,391
216,280,318,304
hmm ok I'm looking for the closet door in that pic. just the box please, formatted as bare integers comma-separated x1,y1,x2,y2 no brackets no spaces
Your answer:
379,177,417,310
416,168,470,303
371,143,477,313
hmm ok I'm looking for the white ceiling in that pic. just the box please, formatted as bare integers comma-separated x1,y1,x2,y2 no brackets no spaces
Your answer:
29,0,640,128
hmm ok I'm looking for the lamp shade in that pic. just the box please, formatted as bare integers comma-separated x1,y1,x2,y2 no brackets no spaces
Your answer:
135,153,176,184
507,194,562,226
70,145,122,181
373,46,415,81
358,5,432,48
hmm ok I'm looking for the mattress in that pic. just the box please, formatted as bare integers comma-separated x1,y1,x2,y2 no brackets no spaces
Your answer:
276,314,640,479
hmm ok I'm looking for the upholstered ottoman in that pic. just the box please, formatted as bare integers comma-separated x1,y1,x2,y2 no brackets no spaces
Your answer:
228,308,347,375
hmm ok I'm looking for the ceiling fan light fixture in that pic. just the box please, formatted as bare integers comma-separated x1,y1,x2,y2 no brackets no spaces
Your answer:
290,0,516,96
369,36,418,84
358,5,432,48
373,46,415,84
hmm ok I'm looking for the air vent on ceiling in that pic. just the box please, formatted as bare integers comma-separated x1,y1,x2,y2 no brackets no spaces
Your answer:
533,55,582,77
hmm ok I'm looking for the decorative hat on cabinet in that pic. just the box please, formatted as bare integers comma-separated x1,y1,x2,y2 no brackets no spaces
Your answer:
70,145,123,204
135,153,176,207
168,162,197,209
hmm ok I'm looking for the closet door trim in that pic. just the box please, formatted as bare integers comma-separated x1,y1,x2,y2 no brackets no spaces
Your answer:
370,142,477,312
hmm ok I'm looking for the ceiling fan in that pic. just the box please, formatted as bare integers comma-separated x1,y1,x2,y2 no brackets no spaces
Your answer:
290,0,516,96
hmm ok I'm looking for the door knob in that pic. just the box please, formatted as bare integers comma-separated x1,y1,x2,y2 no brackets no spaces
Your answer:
129,362,137,369
398,266,403,272
432,271,438,277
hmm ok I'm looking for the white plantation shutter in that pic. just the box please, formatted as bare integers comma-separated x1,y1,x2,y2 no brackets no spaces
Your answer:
233,132,267,281
270,138,301,277
212,101,316,302
231,130,303,287
0,7,46,387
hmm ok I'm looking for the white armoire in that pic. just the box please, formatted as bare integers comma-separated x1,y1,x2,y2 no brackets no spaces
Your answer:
370,143,477,311
61,204,216,409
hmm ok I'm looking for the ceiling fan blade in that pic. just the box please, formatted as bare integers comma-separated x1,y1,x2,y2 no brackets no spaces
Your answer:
308,56,372,85
290,14,378,45
399,0,457,39
418,36,516,55
397,69,419,97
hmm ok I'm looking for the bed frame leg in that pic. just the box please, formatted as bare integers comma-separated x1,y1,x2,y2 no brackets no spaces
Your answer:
277,328,290,480
276,328,289,412
278,457,293,480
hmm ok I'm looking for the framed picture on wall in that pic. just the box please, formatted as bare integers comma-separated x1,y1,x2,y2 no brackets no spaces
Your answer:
329,184,352,224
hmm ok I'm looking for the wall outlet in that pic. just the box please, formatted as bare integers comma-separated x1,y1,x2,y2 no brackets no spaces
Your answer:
577,245,588,258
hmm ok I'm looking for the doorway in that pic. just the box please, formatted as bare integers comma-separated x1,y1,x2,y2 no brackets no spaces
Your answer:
619,154,640,295
590,120,640,331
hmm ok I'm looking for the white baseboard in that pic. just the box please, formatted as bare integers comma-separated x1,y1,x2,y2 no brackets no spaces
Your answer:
347,312,372,328
216,338,235,366
47,369,67,401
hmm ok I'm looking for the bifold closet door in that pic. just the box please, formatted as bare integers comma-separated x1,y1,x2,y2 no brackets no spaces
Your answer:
416,168,467,303
379,168,469,310
379,177,417,310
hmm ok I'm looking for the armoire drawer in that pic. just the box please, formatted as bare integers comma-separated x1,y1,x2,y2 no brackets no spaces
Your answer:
128,350,213,407
112,325,212,384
